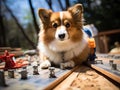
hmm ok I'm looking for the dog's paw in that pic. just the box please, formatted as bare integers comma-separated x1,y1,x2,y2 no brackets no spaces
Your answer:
40,60,51,69
61,61,75,69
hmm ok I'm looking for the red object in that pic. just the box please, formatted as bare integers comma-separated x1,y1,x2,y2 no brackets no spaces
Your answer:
0,50,27,70
4,50,15,70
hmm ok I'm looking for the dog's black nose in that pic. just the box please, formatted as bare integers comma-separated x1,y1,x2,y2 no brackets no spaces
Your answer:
58,34,65,39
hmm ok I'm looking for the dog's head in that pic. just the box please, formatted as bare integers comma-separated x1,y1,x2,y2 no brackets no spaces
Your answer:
38,4,84,52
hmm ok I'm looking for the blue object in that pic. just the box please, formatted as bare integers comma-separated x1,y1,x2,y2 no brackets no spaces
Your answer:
83,27,92,38
83,27,96,61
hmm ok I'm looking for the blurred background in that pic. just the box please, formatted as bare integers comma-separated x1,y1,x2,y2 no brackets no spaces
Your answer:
0,0,120,53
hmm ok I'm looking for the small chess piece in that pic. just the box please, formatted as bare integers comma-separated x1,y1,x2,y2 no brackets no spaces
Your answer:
37,61,40,66
33,66,39,75
20,67,27,80
8,69,14,78
95,60,103,64
111,64,117,70
0,70,7,87
109,60,113,66
49,67,56,78
60,63,65,70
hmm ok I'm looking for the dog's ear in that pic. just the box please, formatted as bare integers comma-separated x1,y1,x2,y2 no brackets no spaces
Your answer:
38,8,52,23
68,4,83,18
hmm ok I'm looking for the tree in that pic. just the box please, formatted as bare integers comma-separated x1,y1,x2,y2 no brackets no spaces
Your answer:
28,0,39,34
3,0,36,49
0,1,6,47
0,14,7,47
78,0,120,31
46,0,52,10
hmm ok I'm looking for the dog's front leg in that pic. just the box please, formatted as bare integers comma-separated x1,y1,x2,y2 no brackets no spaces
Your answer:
40,60,51,69
39,53,51,69
61,60,75,69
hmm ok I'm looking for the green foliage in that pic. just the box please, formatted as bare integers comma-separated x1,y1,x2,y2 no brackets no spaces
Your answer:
83,0,120,31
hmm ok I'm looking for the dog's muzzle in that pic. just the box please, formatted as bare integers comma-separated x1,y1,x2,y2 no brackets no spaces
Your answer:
58,33,65,40
55,26,69,41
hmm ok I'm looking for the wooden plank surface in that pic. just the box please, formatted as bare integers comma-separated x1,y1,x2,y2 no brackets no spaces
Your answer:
96,29,120,36
53,65,120,90
53,66,80,90
0,47,23,56
89,63,120,84
44,66,79,90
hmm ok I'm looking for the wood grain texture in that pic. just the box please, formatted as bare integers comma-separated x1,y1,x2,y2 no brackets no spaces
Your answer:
44,66,79,90
53,66,81,90
90,64,120,84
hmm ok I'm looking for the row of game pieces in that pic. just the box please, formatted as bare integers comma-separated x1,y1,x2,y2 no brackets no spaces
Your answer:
0,66,56,87
95,59,117,70
96,54,120,59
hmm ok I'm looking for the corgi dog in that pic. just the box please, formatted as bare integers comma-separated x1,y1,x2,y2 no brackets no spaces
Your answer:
37,4,90,69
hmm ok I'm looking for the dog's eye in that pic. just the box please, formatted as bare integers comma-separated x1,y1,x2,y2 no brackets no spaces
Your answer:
65,22,70,28
52,23,58,28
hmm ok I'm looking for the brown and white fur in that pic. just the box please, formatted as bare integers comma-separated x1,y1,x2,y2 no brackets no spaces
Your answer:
37,4,90,69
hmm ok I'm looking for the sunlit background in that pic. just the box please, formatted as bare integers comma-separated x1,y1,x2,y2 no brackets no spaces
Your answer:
0,0,120,53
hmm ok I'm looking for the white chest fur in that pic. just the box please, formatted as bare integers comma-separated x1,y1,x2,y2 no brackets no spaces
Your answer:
37,33,88,65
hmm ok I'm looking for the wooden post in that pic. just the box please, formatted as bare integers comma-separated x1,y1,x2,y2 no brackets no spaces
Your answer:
103,35,109,53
